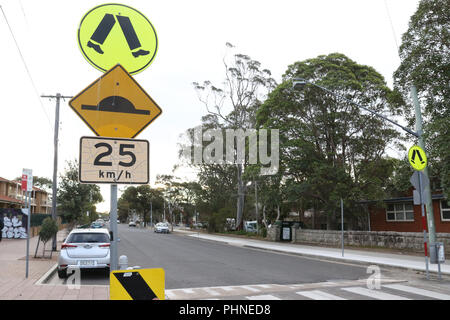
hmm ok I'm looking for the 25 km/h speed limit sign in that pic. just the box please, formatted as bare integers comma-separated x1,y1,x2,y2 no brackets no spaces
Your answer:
79,136,149,184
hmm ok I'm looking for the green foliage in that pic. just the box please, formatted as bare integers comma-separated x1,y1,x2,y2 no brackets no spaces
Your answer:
394,0,450,199
208,208,233,233
30,214,52,227
119,185,164,225
39,217,58,243
57,160,103,224
257,53,404,229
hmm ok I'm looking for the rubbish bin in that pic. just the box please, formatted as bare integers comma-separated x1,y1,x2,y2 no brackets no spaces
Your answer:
280,221,292,242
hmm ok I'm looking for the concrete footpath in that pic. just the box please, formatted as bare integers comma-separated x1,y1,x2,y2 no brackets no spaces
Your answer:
0,229,109,300
174,228,450,276
0,227,448,300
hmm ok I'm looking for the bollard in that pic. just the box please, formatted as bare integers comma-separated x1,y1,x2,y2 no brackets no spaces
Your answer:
119,255,128,270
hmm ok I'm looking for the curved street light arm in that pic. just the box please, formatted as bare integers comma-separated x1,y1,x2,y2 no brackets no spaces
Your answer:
292,78,420,138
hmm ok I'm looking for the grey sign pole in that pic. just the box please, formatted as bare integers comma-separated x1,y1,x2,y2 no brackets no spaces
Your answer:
110,184,118,271
418,172,430,280
25,191,30,278
411,171,430,279
341,198,344,257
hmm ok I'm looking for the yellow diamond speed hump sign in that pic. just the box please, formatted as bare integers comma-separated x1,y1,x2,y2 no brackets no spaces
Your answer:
69,64,162,138
110,268,165,300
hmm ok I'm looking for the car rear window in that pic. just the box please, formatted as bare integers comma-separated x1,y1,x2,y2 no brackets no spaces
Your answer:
67,233,109,243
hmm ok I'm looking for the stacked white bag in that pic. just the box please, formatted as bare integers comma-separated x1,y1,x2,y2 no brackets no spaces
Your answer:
2,216,27,239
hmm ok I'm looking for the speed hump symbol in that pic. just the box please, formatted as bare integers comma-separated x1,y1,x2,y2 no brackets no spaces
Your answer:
408,145,427,171
78,3,158,75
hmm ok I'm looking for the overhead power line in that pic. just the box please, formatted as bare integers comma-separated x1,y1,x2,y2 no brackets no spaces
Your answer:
0,5,53,130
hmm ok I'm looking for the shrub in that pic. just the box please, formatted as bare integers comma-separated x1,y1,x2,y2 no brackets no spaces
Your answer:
39,217,58,244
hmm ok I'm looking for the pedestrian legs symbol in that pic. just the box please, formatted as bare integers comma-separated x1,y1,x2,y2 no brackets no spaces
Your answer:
87,14,150,57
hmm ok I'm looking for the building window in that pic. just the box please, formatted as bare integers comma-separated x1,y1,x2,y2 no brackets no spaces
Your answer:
441,200,450,221
386,203,414,222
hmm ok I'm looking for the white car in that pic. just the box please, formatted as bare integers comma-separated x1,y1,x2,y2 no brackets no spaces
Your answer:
154,222,170,234
57,228,110,278
129,221,136,227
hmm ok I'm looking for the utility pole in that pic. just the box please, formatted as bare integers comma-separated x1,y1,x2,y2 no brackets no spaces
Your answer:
411,85,436,245
254,179,258,234
41,93,73,251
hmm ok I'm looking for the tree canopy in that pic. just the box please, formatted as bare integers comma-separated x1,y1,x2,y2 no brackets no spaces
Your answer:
57,160,103,225
394,0,450,200
257,53,404,229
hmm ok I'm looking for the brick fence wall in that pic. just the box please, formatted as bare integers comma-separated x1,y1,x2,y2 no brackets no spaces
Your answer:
267,226,450,254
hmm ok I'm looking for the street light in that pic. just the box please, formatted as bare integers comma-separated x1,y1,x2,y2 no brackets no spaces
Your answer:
292,76,436,261
292,77,419,137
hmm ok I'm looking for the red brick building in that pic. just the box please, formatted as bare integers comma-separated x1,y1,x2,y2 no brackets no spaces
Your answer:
368,194,450,233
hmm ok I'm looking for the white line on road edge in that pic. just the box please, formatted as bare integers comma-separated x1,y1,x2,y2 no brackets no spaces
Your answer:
342,287,410,300
383,284,450,300
296,290,347,300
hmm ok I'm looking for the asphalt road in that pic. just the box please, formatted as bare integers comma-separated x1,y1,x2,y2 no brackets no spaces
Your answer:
49,223,368,288
117,224,368,289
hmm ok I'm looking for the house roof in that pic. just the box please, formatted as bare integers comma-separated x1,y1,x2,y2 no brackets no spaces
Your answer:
0,194,23,204
0,177,48,194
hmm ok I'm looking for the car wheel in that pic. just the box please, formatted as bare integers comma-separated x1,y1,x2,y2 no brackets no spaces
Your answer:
57,268,67,279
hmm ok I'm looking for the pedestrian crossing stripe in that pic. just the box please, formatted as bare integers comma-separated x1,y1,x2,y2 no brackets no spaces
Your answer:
408,145,427,171
110,268,165,300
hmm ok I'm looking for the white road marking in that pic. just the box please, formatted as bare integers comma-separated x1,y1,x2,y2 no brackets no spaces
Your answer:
203,288,220,296
182,289,195,294
296,290,347,300
165,291,177,299
342,287,410,300
255,284,272,289
246,294,281,300
384,284,450,300
219,287,235,292
241,286,261,293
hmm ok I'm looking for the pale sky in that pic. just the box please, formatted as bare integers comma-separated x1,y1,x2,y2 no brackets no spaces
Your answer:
0,0,420,212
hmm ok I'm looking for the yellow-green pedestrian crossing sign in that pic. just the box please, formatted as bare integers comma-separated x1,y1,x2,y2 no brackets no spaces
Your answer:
408,145,427,171
110,268,165,300
78,3,158,75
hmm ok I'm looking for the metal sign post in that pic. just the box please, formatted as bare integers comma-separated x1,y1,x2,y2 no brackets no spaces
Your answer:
411,170,430,279
23,169,32,278
110,184,118,271
341,198,344,257
25,191,30,278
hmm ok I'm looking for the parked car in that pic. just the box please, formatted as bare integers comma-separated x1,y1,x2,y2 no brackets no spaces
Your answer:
129,221,136,227
57,228,110,278
154,222,170,234
90,222,103,229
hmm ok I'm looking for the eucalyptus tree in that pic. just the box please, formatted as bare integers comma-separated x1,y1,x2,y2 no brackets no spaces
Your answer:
57,160,103,225
257,53,404,229
190,43,276,229
394,0,450,200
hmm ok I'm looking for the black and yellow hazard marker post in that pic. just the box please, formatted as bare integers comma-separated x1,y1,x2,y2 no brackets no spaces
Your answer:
408,145,427,171
110,268,165,300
